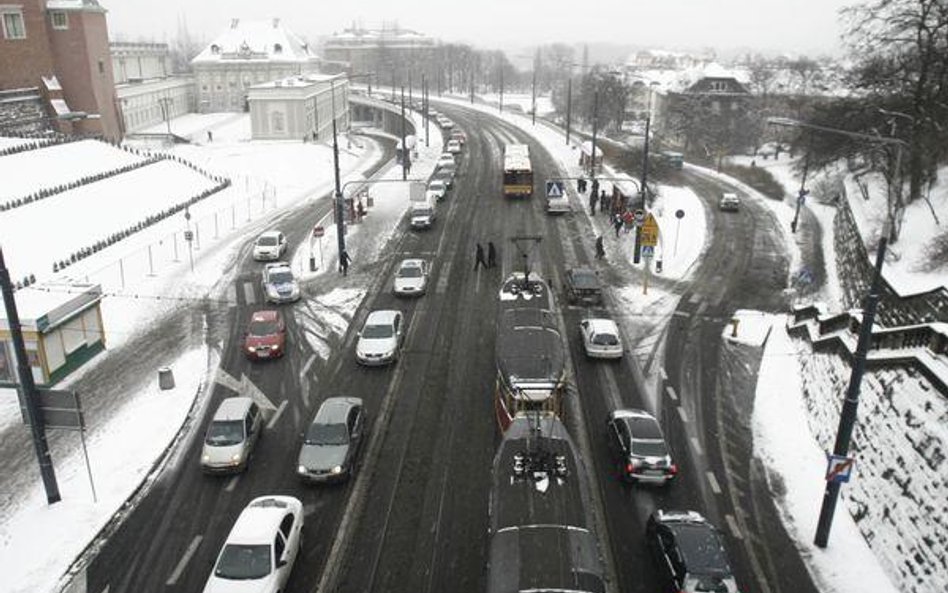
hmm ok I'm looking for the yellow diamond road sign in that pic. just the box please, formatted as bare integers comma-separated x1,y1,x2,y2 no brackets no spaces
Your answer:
640,213,659,247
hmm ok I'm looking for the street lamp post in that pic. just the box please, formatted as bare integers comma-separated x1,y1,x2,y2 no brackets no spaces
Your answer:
565,78,572,145
330,77,346,272
640,82,660,205
590,90,599,182
400,87,409,181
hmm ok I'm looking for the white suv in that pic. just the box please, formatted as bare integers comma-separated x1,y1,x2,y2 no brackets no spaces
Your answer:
252,231,287,261
203,496,303,593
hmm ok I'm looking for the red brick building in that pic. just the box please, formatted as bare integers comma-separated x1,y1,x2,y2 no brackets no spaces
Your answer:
0,0,120,139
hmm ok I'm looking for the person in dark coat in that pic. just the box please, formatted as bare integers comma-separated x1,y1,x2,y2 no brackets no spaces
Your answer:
588,190,597,215
599,189,608,213
474,243,488,270
487,241,497,268
340,250,352,276
613,213,623,237
595,236,605,260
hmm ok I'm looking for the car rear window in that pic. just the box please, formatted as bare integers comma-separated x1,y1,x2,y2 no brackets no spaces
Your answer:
592,333,619,346
631,439,667,457
571,271,601,290
674,524,731,574
627,416,663,439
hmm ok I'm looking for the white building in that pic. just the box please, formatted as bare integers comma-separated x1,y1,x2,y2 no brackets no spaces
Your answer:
110,41,195,135
322,25,436,74
111,41,170,84
192,18,320,113
247,73,348,141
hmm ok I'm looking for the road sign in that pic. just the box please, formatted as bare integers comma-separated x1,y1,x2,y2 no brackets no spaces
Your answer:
313,225,325,238
20,389,84,430
825,454,855,483
642,245,655,258
675,209,685,219
640,213,660,247
184,230,194,242
546,180,565,198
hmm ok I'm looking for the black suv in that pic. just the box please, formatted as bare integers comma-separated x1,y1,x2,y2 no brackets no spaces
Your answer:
646,510,739,593
564,267,603,306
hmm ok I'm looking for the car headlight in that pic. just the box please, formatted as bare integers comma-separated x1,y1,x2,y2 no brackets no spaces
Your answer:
230,453,241,464
247,346,255,353
202,454,210,462
270,344,279,351
267,286,279,297
298,465,307,474
331,465,343,475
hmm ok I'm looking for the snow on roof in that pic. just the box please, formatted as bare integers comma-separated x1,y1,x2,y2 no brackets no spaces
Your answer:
0,282,102,332
42,76,61,91
250,73,343,89
50,99,71,116
192,18,317,65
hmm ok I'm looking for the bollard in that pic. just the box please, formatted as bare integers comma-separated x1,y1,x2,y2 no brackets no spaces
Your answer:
158,367,175,390
309,256,318,272
731,318,740,338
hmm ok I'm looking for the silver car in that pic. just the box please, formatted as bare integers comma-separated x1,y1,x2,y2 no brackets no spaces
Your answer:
393,259,429,297
356,310,404,366
262,262,300,304
201,397,263,474
297,397,364,483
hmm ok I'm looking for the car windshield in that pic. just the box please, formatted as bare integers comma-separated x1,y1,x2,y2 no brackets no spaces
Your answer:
429,181,444,190
631,439,668,457
257,236,278,246
215,544,271,580
269,271,294,284
676,524,731,574
571,271,600,289
205,420,244,446
592,333,619,346
305,422,349,445
362,323,394,339
399,266,423,278
249,320,280,336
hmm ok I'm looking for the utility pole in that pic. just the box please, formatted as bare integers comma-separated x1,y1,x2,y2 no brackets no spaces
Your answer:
470,70,475,104
408,70,413,105
331,79,346,272
641,85,656,205
531,68,537,126
499,63,504,113
814,224,889,547
565,78,572,145
423,74,429,147
400,87,408,181
0,248,60,504
590,90,599,180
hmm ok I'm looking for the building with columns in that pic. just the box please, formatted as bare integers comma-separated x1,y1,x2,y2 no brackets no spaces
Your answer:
192,18,320,113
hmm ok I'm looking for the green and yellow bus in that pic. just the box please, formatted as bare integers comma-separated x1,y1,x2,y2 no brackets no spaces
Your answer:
502,144,533,198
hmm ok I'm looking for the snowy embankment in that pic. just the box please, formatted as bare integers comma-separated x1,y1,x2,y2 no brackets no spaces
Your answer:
0,140,145,202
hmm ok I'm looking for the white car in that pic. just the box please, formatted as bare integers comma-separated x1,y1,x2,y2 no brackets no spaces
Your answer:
436,153,455,169
427,178,447,201
202,496,303,593
262,262,300,304
252,231,287,261
393,259,429,296
719,193,740,211
446,139,462,154
356,310,404,366
580,318,623,359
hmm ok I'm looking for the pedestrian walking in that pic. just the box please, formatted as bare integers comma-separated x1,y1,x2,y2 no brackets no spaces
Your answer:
613,213,623,238
340,250,352,276
590,179,600,201
488,241,497,268
595,236,605,260
599,189,607,213
588,191,597,215
474,243,488,270
207,130,213,142
578,177,587,193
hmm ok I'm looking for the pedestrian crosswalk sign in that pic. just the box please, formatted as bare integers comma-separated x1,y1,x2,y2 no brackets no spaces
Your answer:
546,180,565,198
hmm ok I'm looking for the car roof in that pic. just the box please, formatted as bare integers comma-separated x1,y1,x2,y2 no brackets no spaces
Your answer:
399,258,425,268
313,396,363,424
264,262,291,271
585,318,618,334
612,408,664,438
722,193,739,199
251,310,280,322
258,231,281,239
213,397,254,421
227,496,301,545
365,309,400,325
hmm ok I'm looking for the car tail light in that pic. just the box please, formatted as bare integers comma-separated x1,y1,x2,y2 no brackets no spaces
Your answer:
626,460,639,475
668,464,679,476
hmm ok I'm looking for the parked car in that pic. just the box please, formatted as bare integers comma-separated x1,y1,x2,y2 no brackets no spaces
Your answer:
436,152,455,169
252,231,287,261
244,310,286,360
719,192,740,211
261,262,300,304
393,259,429,296
446,139,462,154
607,408,677,484
580,318,623,359
297,397,365,483
646,510,738,593
438,117,454,130
356,310,405,366
201,397,263,474
564,267,603,306
450,130,467,145
202,496,303,593
432,167,454,190
427,178,447,202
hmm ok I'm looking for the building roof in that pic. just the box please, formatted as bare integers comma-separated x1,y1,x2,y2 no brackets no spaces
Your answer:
192,18,318,65
250,72,343,90
46,0,106,12
0,282,102,333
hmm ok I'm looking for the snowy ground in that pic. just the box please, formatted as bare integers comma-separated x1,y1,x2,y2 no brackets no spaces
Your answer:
476,92,556,117
0,109,441,593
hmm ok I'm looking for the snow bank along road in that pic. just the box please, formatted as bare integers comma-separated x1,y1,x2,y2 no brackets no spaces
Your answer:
78,104,816,593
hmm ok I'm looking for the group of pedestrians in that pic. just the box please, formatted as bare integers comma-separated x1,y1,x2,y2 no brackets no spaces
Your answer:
474,241,498,270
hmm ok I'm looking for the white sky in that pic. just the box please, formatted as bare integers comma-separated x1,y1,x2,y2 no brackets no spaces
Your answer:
106,0,854,57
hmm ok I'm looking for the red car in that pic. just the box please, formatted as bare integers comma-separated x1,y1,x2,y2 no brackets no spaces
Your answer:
244,310,286,360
